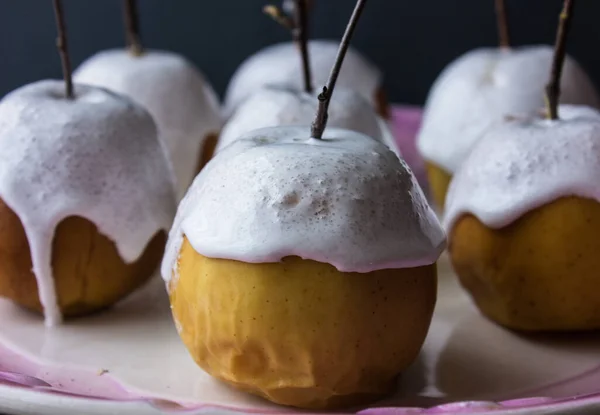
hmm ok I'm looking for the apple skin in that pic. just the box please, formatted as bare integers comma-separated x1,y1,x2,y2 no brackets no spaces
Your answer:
449,196,600,331
425,162,452,210
0,199,166,318
169,237,437,409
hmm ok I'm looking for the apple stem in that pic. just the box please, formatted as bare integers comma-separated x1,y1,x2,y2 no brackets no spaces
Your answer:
545,0,575,121
311,0,367,139
495,0,510,48
294,0,313,93
52,0,73,99
123,0,143,56
264,1,313,93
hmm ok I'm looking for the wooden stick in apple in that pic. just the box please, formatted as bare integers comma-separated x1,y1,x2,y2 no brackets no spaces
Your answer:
545,0,575,120
264,1,313,93
123,0,143,56
311,0,367,139
495,0,510,49
52,0,73,99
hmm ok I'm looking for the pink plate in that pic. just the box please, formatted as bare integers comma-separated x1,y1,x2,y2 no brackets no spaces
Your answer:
1,107,599,415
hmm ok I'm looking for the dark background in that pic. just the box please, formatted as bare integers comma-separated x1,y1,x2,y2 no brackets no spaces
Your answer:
1,0,600,105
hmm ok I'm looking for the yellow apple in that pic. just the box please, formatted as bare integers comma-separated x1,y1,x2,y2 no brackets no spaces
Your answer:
449,196,600,331
425,162,452,210
0,199,165,317
169,237,437,409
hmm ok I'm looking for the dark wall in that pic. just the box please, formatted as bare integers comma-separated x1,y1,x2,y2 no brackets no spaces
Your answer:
1,0,599,105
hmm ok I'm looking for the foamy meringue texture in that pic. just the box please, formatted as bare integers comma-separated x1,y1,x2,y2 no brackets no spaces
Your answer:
444,105,600,232
0,80,177,326
215,86,400,155
417,46,600,174
223,40,382,116
74,49,222,199
162,126,445,282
